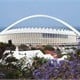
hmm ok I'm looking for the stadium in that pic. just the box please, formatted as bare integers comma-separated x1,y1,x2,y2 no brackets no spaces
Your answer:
0,15,80,46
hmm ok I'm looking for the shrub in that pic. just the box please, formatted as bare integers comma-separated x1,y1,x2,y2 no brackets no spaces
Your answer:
19,44,29,51
33,52,80,79
44,45,55,51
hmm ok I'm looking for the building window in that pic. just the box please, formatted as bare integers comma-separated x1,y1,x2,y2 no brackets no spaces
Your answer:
42,33,68,38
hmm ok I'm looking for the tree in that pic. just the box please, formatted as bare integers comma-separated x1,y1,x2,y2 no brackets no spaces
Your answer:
19,44,29,51
44,45,55,51
0,42,8,59
0,42,16,59
55,47,62,58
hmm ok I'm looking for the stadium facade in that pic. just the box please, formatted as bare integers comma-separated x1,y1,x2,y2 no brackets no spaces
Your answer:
0,28,77,45
0,15,80,46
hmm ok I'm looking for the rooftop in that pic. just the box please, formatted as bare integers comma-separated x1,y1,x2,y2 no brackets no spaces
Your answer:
0,28,76,35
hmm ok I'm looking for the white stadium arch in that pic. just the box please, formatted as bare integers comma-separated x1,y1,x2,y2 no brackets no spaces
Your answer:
1,14,80,36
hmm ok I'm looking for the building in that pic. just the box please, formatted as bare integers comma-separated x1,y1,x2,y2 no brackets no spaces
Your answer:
0,27,77,46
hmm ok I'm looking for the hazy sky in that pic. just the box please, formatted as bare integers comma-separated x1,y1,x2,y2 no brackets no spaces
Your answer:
0,0,80,29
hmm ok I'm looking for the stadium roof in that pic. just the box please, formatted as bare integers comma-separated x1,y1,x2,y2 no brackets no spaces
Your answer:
0,28,76,35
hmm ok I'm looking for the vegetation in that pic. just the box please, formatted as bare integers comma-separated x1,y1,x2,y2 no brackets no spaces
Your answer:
43,45,55,51
32,56,48,69
0,42,80,79
33,51,80,79
55,47,62,58
0,42,15,59
0,49,48,79
19,44,29,51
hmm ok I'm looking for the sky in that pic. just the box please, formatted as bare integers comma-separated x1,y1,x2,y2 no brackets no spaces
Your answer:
0,0,80,30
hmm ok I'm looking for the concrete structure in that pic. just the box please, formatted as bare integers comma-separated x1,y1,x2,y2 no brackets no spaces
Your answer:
0,15,80,46
0,28,77,45
3,50,54,60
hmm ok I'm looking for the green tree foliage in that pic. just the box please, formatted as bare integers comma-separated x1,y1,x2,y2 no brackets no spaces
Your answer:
5,56,18,63
0,42,16,59
0,42,7,59
55,48,62,58
19,44,29,51
76,49,80,56
44,45,55,51
32,56,48,69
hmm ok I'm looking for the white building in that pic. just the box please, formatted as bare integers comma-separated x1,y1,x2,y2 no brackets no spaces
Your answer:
0,27,77,45
0,15,80,46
